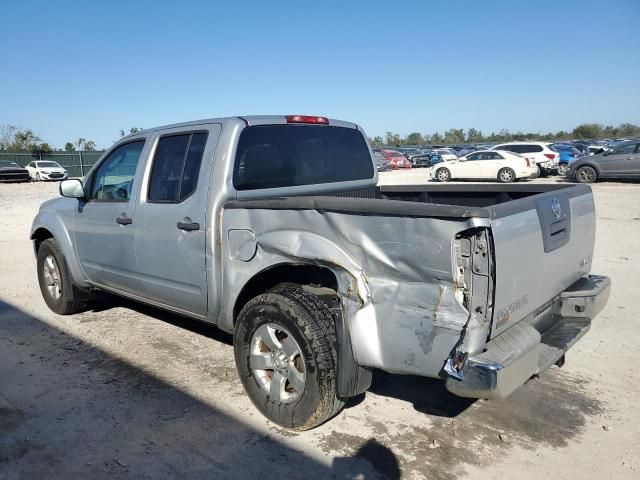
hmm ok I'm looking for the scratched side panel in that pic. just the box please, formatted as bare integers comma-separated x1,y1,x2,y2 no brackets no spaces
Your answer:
221,207,485,378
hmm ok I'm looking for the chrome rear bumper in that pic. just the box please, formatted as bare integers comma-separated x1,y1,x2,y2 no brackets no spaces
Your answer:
445,275,610,399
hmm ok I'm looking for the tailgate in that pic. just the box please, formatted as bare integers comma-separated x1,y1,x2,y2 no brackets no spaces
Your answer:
488,186,595,337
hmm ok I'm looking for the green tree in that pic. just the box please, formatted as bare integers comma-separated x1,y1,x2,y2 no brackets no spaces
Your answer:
405,132,424,145
385,131,402,147
83,140,97,151
0,124,18,150
12,129,42,151
466,128,483,143
120,127,143,137
369,136,384,147
442,128,465,145
572,123,603,139
429,132,443,144
64,142,75,152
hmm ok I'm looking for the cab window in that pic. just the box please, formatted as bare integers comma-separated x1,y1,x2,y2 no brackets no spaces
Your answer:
148,132,208,202
90,141,145,201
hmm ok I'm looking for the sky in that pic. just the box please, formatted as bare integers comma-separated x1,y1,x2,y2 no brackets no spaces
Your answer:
1,0,639,149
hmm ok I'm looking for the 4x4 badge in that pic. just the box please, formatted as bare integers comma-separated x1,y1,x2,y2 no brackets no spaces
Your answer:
551,198,562,219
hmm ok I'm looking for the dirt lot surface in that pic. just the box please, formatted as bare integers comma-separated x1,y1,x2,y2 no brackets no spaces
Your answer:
1,174,639,479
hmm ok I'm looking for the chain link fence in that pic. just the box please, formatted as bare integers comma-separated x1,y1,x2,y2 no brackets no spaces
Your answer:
0,151,105,178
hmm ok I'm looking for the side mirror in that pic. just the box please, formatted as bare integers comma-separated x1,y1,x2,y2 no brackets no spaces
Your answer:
60,179,85,199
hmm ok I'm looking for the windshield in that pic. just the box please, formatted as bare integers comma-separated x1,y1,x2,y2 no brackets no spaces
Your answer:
233,125,374,190
37,161,61,168
0,161,20,168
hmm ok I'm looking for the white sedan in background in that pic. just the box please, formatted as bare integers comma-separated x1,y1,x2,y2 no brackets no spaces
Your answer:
430,150,538,183
25,161,69,181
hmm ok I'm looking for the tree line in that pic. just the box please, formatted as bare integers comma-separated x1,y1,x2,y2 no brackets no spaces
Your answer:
0,125,144,153
2,122,638,153
369,122,640,147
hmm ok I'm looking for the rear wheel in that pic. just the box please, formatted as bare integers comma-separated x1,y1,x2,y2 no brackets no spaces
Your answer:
576,166,597,183
497,167,515,183
435,167,451,182
557,164,570,176
37,238,87,315
234,287,344,430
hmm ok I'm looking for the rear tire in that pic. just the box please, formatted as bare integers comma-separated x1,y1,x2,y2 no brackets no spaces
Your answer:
435,167,451,182
234,287,344,430
497,167,515,183
576,166,597,183
557,164,570,176
37,238,87,315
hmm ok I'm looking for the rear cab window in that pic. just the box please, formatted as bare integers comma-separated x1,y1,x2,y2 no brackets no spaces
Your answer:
233,125,373,190
148,132,208,202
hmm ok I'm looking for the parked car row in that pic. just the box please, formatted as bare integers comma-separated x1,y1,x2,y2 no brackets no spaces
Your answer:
0,160,68,182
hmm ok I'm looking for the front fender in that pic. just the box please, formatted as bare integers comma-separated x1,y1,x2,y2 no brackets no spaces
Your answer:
31,207,89,288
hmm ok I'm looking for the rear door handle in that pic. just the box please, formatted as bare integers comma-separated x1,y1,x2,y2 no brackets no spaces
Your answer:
177,221,200,231
116,216,132,225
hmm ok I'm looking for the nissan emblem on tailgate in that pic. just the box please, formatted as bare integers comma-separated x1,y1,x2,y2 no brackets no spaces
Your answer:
551,198,562,219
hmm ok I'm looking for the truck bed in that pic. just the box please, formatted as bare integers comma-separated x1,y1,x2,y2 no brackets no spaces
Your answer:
227,183,591,221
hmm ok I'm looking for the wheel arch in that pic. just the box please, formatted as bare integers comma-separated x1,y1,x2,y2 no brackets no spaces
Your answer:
30,211,90,289
231,261,372,398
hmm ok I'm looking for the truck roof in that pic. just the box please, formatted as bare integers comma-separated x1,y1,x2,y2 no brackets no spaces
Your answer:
121,115,360,140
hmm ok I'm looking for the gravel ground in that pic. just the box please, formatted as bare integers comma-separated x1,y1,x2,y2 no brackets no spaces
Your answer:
1,175,639,479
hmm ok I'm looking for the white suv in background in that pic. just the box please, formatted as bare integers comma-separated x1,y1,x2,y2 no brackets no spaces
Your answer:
491,142,559,176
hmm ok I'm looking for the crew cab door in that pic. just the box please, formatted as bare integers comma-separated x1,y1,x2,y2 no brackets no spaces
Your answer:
133,125,220,316
73,139,147,294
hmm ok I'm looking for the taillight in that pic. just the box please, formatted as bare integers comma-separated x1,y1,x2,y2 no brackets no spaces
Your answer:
544,153,556,160
286,115,329,124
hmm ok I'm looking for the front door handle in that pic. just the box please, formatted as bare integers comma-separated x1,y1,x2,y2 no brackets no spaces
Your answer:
177,221,200,231
116,216,132,225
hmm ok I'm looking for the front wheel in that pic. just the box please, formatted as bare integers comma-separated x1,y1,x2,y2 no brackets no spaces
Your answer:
37,238,87,315
234,287,344,430
576,166,597,183
35,173,41,181
435,167,451,182
497,167,515,183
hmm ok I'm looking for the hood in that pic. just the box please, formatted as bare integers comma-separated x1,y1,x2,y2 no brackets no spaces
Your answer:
0,165,28,171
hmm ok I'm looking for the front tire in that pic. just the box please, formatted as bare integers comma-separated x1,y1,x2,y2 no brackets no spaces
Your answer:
35,173,41,181
497,167,515,183
37,238,87,315
576,166,597,183
435,167,451,182
234,287,344,430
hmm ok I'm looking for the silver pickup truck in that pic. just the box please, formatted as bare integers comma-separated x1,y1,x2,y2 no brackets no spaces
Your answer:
31,115,610,430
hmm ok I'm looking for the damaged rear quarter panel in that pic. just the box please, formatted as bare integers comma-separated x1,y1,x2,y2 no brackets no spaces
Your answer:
221,207,489,378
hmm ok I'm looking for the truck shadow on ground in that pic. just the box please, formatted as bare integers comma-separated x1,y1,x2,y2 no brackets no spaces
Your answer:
87,292,234,346
39,296,607,480
0,299,400,480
